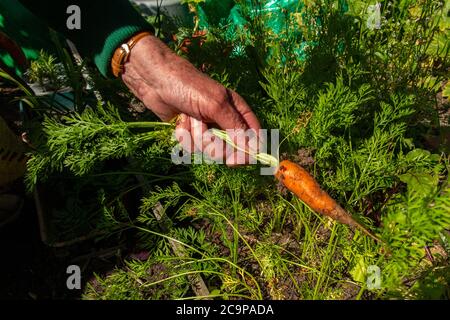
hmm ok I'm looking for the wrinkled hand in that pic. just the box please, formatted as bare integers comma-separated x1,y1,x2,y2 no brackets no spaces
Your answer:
121,34,261,165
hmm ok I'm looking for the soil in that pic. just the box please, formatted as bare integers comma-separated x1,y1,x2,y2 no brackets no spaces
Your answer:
1,71,448,300
0,193,78,299
0,184,149,300
0,82,128,299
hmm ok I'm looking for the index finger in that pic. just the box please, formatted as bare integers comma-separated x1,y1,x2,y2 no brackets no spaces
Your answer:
227,89,261,131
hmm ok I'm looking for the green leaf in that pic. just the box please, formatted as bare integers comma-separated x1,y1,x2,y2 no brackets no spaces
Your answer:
210,289,221,296
350,255,367,284
405,148,431,161
374,51,388,63
398,171,438,196
443,81,450,98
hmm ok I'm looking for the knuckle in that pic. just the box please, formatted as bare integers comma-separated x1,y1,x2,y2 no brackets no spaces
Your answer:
135,79,148,100
211,88,229,111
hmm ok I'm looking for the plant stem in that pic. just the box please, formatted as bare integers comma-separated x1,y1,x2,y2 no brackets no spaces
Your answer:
126,121,173,129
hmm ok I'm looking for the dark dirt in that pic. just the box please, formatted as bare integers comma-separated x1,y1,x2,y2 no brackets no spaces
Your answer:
437,80,449,127
0,185,139,300
423,82,450,152
0,82,129,299
0,193,79,299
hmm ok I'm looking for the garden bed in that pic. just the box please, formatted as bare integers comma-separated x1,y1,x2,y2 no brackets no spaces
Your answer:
1,0,450,300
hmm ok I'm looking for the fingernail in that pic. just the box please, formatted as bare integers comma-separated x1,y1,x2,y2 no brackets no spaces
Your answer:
175,114,185,126
192,118,203,132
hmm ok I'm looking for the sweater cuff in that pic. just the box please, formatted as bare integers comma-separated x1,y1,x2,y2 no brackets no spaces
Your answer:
96,25,153,78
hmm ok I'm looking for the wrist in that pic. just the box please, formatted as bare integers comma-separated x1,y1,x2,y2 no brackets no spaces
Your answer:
110,31,153,78
121,35,180,90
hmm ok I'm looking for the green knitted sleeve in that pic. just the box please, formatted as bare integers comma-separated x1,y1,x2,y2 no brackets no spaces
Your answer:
18,0,153,77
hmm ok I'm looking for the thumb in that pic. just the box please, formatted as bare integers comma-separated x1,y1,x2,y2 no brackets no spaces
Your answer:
204,90,249,131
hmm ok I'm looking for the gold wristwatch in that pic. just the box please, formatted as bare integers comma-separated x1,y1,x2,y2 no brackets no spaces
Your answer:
110,31,152,78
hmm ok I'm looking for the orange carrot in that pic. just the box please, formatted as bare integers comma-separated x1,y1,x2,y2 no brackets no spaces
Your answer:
275,160,380,242
209,129,380,242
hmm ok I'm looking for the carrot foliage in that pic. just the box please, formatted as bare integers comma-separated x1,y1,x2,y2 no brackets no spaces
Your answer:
13,0,450,299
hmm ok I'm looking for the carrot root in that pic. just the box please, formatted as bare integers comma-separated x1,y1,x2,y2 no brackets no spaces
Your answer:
275,160,381,242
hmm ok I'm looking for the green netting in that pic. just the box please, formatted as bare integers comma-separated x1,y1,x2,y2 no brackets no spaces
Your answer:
196,0,348,61
198,0,302,37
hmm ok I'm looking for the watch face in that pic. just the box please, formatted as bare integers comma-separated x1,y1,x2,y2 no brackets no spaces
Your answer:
121,43,131,55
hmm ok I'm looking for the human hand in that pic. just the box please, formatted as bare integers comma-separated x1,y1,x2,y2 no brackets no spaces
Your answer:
120,34,261,165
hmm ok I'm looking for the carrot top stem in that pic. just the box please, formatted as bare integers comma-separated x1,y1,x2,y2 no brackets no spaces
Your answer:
210,128,279,167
